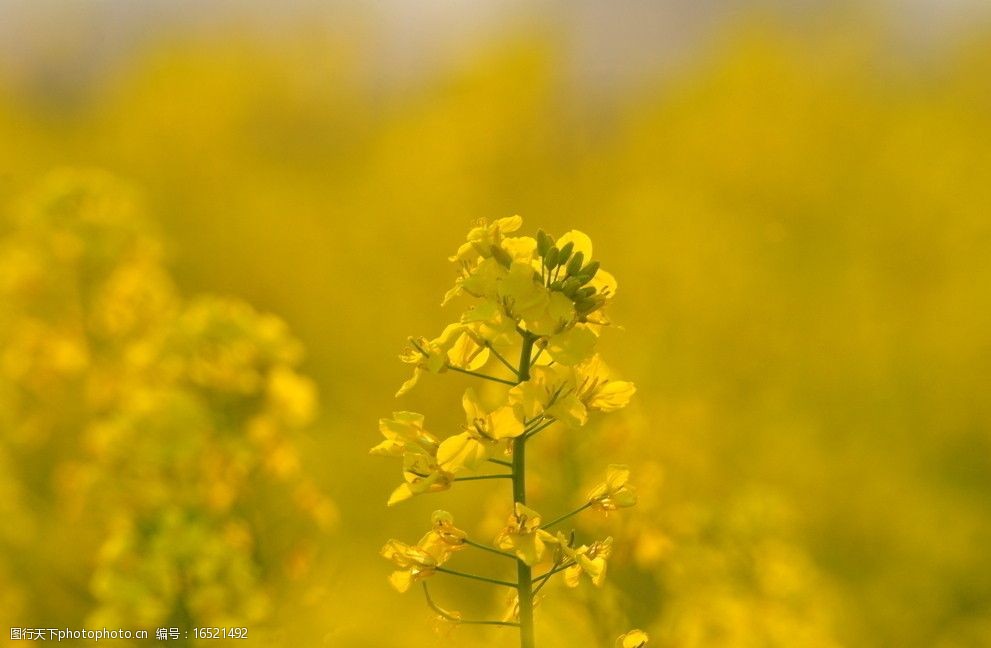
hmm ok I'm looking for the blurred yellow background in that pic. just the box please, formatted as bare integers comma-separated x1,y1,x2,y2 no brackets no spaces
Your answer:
1,2,990,646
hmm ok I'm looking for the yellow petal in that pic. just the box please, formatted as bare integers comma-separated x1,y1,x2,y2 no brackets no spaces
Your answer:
547,325,597,366
437,433,489,472
493,215,523,234
388,570,414,593
395,367,423,397
387,483,415,507
488,405,524,440
546,392,588,428
616,629,649,648
501,236,537,261
555,230,593,259
590,380,636,411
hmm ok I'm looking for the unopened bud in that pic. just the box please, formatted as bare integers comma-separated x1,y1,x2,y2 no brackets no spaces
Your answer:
557,242,574,266
566,251,585,276
577,260,600,285
561,277,581,296
544,246,559,269
536,230,551,256
490,244,513,268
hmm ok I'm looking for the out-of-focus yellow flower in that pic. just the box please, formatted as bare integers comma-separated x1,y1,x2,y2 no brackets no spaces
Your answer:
562,535,613,588
495,503,555,566
417,510,467,564
616,629,649,647
387,452,454,507
587,465,638,512
380,539,440,594
267,366,317,428
383,511,466,594
370,411,439,458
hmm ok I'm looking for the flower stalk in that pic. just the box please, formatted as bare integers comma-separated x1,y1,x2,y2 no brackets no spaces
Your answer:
373,217,641,647
513,332,537,648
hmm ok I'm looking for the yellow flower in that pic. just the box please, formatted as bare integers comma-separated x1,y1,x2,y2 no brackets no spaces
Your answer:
574,355,636,412
460,301,517,349
397,324,489,397
266,367,317,428
447,256,507,305
616,629,649,648
387,453,453,507
448,216,524,264
370,411,439,458
462,388,524,441
381,511,469,593
508,364,587,428
494,503,556,566
380,539,439,593
587,465,638,512
437,389,523,473
509,353,634,427
417,510,467,564
546,324,598,365
562,536,613,587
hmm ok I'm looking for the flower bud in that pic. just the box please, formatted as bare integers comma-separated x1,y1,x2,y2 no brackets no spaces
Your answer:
490,244,513,269
577,260,600,285
557,242,574,266
566,251,585,276
561,277,581,296
576,286,596,299
544,246,559,269
575,297,602,314
536,230,551,256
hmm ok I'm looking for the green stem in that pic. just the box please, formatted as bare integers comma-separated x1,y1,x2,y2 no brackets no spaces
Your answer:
486,342,520,377
532,560,577,595
464,538,517,560
513,332,537,648
423,583,520,627
488,458,513,468
435,567,516,589
523,418,556,441
445,364,517,386
454,474,512,482
541,502,594,530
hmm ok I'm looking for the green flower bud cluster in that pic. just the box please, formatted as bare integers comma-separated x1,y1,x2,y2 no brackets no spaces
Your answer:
536,229,606,316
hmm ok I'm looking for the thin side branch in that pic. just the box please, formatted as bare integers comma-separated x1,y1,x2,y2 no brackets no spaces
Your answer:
435,566,517,589
446,364,518,386
485,342,520,377
464,538,517,560
541,502,594,530
523,418,556,441
422,583,520,627
454,474,512,482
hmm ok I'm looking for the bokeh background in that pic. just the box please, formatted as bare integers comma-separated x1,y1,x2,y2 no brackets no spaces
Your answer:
2,1,990,646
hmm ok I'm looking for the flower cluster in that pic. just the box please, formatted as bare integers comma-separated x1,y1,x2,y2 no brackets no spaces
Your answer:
373,217,640,646
0,170,335,629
